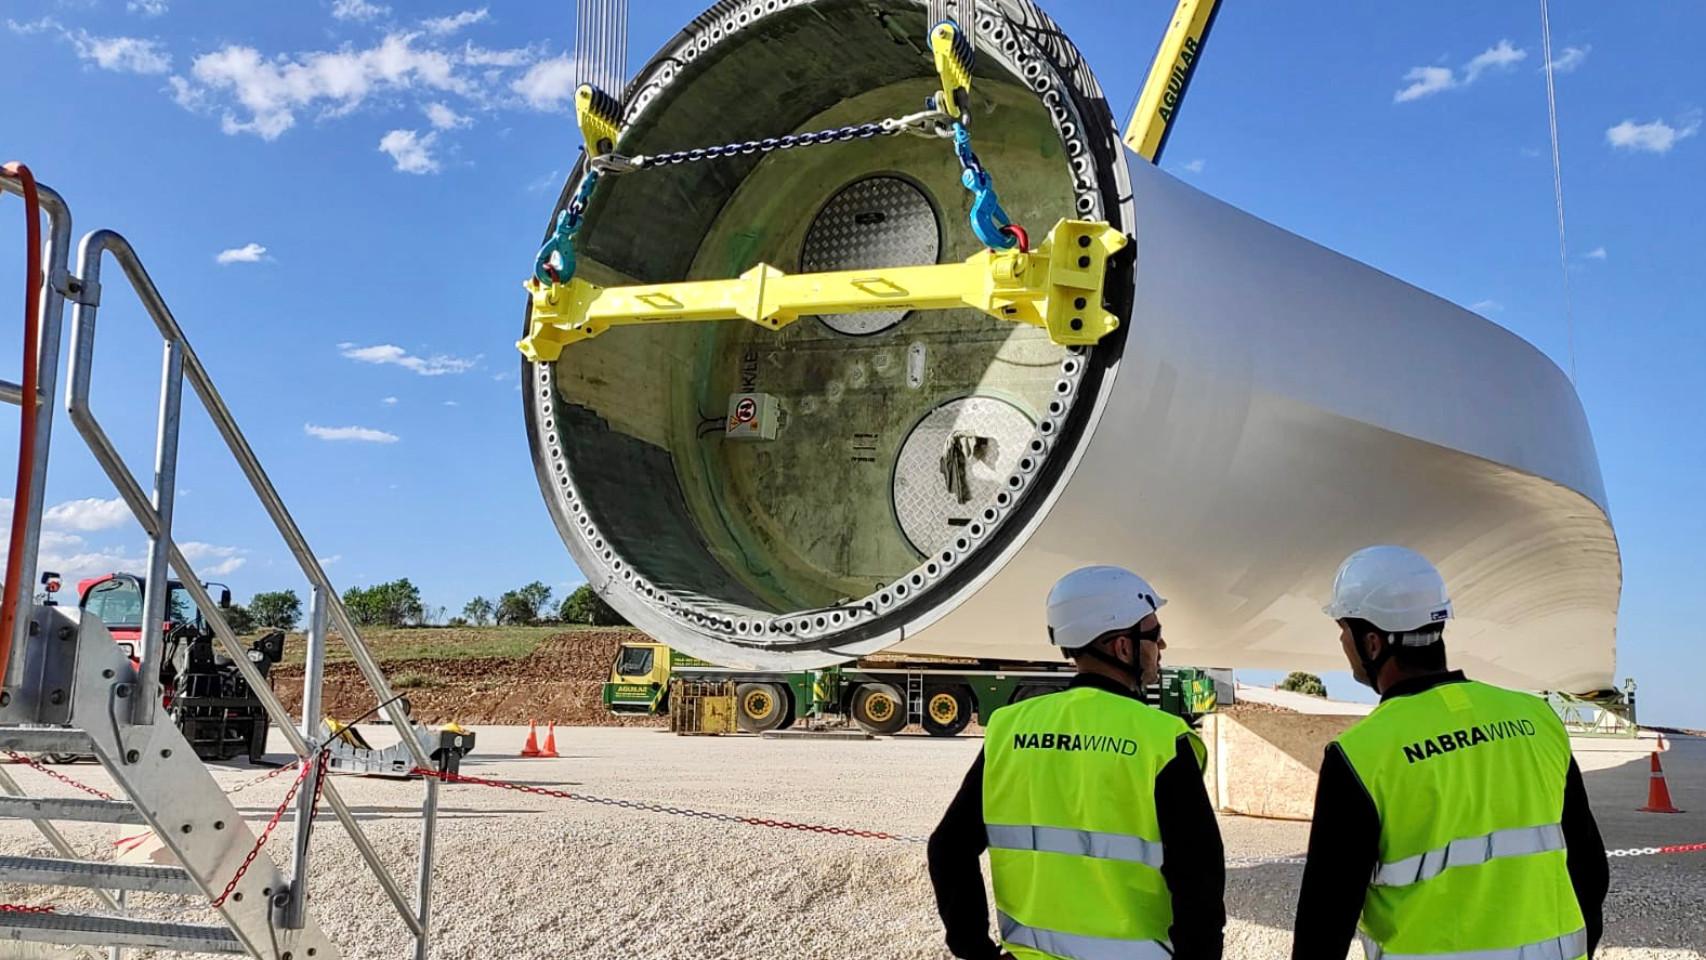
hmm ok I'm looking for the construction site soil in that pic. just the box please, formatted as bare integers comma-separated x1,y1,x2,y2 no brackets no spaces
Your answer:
272,628,664,727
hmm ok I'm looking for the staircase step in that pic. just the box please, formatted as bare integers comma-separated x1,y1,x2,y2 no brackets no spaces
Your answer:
0,795,143,825
0,727,94,756
0,856,199,896
0,910,243,953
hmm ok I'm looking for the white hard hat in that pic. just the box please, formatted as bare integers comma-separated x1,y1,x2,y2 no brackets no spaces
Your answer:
1323,545,1453,635
1046,565,1166,650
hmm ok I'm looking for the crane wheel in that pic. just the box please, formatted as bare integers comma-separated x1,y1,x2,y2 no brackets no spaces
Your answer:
736,682,788,734
922,686,974,737
850,682,906,735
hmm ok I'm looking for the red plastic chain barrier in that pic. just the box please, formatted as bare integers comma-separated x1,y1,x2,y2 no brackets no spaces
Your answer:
0,904,54,914
212,752,328,908
412,767,926,843
3,751,117,801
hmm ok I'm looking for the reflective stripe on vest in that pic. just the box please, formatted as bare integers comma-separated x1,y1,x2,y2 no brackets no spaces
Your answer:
1371,823,1566,887
1359,927,1588,960
998,912,1173,960
986,823,1165,870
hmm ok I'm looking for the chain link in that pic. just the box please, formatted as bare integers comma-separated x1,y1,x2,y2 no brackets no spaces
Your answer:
4,750,117,801
212,752,328,909
0,904,56,914
414,767,927,844
225,759,300,797
594,109,952,175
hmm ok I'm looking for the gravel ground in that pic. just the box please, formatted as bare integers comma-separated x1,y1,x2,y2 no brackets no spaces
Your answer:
2,727,1701,959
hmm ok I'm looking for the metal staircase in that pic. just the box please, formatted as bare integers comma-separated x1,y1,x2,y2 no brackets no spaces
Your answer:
1,171,437,957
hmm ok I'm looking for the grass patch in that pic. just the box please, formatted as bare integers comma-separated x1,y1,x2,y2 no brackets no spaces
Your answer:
277,625,569,667
391,671,441,690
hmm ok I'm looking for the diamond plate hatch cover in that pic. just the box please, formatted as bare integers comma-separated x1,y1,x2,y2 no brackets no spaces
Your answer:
800,176,941,336
894,396,1036,558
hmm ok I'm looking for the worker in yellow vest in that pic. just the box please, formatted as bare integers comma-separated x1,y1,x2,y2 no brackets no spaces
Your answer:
1292,545,1609,959
928,565,1225,960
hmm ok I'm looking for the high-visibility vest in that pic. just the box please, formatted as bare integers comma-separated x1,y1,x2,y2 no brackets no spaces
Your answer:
983,686,1204,960
1336,679,1585,960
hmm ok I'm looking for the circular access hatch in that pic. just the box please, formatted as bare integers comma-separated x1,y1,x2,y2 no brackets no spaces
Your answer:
800,175,941,337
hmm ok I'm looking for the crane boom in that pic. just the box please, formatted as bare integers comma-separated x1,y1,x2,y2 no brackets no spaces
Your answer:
1124,0,1222,163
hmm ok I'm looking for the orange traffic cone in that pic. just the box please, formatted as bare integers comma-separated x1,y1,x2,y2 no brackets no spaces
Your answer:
540,724,560,759
520,720,543,758
1639,739,1682,814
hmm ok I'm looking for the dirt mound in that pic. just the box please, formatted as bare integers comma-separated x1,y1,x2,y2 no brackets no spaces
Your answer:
272,628,664,727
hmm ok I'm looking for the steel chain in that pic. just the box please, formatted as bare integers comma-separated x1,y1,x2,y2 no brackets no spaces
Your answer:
415,767,927,843
3,750,117,801
225,759,300,797
595,109,951,175
212,752,328,908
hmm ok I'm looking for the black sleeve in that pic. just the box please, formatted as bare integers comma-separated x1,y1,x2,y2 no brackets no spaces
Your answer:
1561,758,1608,955
1292,743,1381,960
1155,734,1226,960
928,750,1002,960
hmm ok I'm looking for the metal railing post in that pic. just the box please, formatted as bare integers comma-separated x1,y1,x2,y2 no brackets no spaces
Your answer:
286,585,328,928
133,341,183,724
414,776,438,960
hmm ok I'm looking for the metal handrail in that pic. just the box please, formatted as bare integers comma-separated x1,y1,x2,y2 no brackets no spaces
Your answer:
0,176,73,688
63,228,434,948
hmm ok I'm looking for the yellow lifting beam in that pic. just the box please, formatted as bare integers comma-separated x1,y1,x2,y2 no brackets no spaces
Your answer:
518,219,1128,363
1124,0,1222,162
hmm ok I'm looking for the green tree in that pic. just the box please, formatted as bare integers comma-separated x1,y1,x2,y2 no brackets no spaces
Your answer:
558,585,627,626
1278,671,1327,698
342,578,425,627
495,590,534,625
249,590,302,630
514,581,553,621
462,596,494,627
221,603,257,635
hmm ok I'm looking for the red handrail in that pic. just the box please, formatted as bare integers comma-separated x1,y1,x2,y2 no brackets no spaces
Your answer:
0,161,43,686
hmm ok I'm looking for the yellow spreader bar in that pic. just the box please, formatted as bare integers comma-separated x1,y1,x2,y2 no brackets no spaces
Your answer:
1124,0,1221,163
518,219,1128,362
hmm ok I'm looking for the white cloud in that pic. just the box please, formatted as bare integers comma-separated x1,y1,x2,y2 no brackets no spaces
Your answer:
331,0,390,22
1396,40,1528,104
423,101,470,129
5,18,61,36
1180,158,1204,174
304,423,400,443
42,497,131,532
179,541,246,576
319,554,343,566
378,128,440,173
1462,40,1526,84
1394,66,1455,103
512,54,576,111
423,8,488,35
127,0,169,16
526,169,560,192
1583,247,1607,261
339,342,476,375
1606,116,1700,154
181,33,466,141
460,42,533,68
26,21,173,74
1470,299,1503,314
1543,45,1589,75
382,396,399,405
442,400,459,406
215,242,268,264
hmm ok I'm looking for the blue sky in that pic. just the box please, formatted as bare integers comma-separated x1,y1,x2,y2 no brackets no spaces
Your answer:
1,2,1701,724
